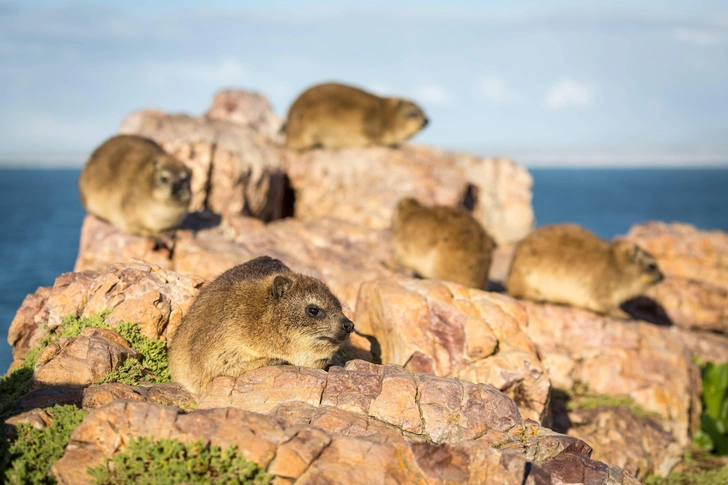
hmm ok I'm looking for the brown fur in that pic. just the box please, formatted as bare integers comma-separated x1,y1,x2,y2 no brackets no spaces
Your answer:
506,224,664,318
284,82,428,151
168,256,354,395
78,135,191,237
391,198,496,289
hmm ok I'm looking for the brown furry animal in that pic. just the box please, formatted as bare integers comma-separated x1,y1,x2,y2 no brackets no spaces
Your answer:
284,82,428,151
390,197,496,289
168,256,354,395
506,224,664,318
78,135,191,237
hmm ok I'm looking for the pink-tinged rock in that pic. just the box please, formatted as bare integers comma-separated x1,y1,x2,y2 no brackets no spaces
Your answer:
7,262,203,369
561,404,683,479
6,286,51,372
285,145,533,244
173,216,400,310
522,301,701,446
677,328,728,364
52,400,637,485
198,360,524,445
625,221,728,291
4,408,53,434
74,215,173,273
31,327,139,388
642,276,728,333
355,278,550,422
204,89,284,143
120,108,287,222
197,365,328,413
81,382,196,410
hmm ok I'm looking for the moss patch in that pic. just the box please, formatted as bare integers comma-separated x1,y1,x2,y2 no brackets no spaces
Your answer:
87,437,272,485
95,321,171,385
0,404,88,485
553,383,658,419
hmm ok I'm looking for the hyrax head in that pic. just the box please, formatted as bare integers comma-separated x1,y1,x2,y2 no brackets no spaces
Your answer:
270,273,354,355
611,240,664,292
392,197,423,225
384,98,429,143
150,154,192,205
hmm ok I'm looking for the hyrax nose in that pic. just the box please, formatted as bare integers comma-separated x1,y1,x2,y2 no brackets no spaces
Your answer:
341,318,354,334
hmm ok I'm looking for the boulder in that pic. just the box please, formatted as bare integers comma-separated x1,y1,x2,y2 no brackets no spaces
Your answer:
355,279,550,422
7,261,203,368
204,88,284,143
625,221,728,333
31,327,138,389
285,145,533,244
522,301,701,446
120,108,287,222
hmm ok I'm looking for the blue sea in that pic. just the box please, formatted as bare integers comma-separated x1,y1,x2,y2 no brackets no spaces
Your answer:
2,167,728,372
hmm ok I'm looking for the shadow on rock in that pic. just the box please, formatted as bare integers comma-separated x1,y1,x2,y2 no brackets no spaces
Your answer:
622,296,673,326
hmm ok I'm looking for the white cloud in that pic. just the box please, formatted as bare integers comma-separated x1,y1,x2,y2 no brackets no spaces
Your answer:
145,57,249,88
673,28,725,45
542,78,594,110
477,76,521,104
413,84,454,106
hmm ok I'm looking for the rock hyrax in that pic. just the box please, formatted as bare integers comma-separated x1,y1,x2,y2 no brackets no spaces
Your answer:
168,256,355,395
78,135,191,238
284,82,429,151
506,224,664,319
391,197,496,289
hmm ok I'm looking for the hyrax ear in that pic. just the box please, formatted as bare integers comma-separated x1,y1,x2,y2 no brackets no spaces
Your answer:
272,275,292,300
612,240,638,263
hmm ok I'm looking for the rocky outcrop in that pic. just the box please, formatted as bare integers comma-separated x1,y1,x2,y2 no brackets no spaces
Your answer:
119,89,533,245
285,145,533,244
523,301,701,446
625,221,728,334
51,398,640,485
355,279,550,423
556,404,683,479
7,261,203,369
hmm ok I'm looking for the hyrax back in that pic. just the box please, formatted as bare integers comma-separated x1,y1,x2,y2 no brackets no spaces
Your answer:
391,198,496,289
506,224,664,318
284,82,429,151
78,135,191,237
168,256,355,395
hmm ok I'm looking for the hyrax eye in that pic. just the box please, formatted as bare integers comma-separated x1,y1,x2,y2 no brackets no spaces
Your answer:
647,262,657,271
306,305,321,317
159,175,170,184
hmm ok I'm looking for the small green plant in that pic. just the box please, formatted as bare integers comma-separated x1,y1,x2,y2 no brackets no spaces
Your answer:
0,404,88,485
87,437,272,485
95,321,171,385
693,361,728,455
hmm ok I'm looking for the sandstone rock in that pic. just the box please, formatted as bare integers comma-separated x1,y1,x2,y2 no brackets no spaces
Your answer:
624,222,728,334
120,108,287,221
82,382,196,410
676,328,728,364
557,404,683,479
4,408,52,436
31,327,138,389
172,216,400,310
7,261,203,368
355,279,550,422
52,400,640,485
625,221,728,291
285,145,533,244
74,215,173,273
198,361,525,445
204,89,283,143
522,301,701,446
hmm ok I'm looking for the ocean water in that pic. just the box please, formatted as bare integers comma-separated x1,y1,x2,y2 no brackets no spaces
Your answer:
1,167,728,372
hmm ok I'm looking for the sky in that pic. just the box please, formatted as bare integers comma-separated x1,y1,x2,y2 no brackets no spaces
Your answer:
0,0,727,166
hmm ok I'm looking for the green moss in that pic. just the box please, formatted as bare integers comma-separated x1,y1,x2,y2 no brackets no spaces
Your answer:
87,437,272,485
554,384,658,419
0,404,88,485
0,367,33,424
